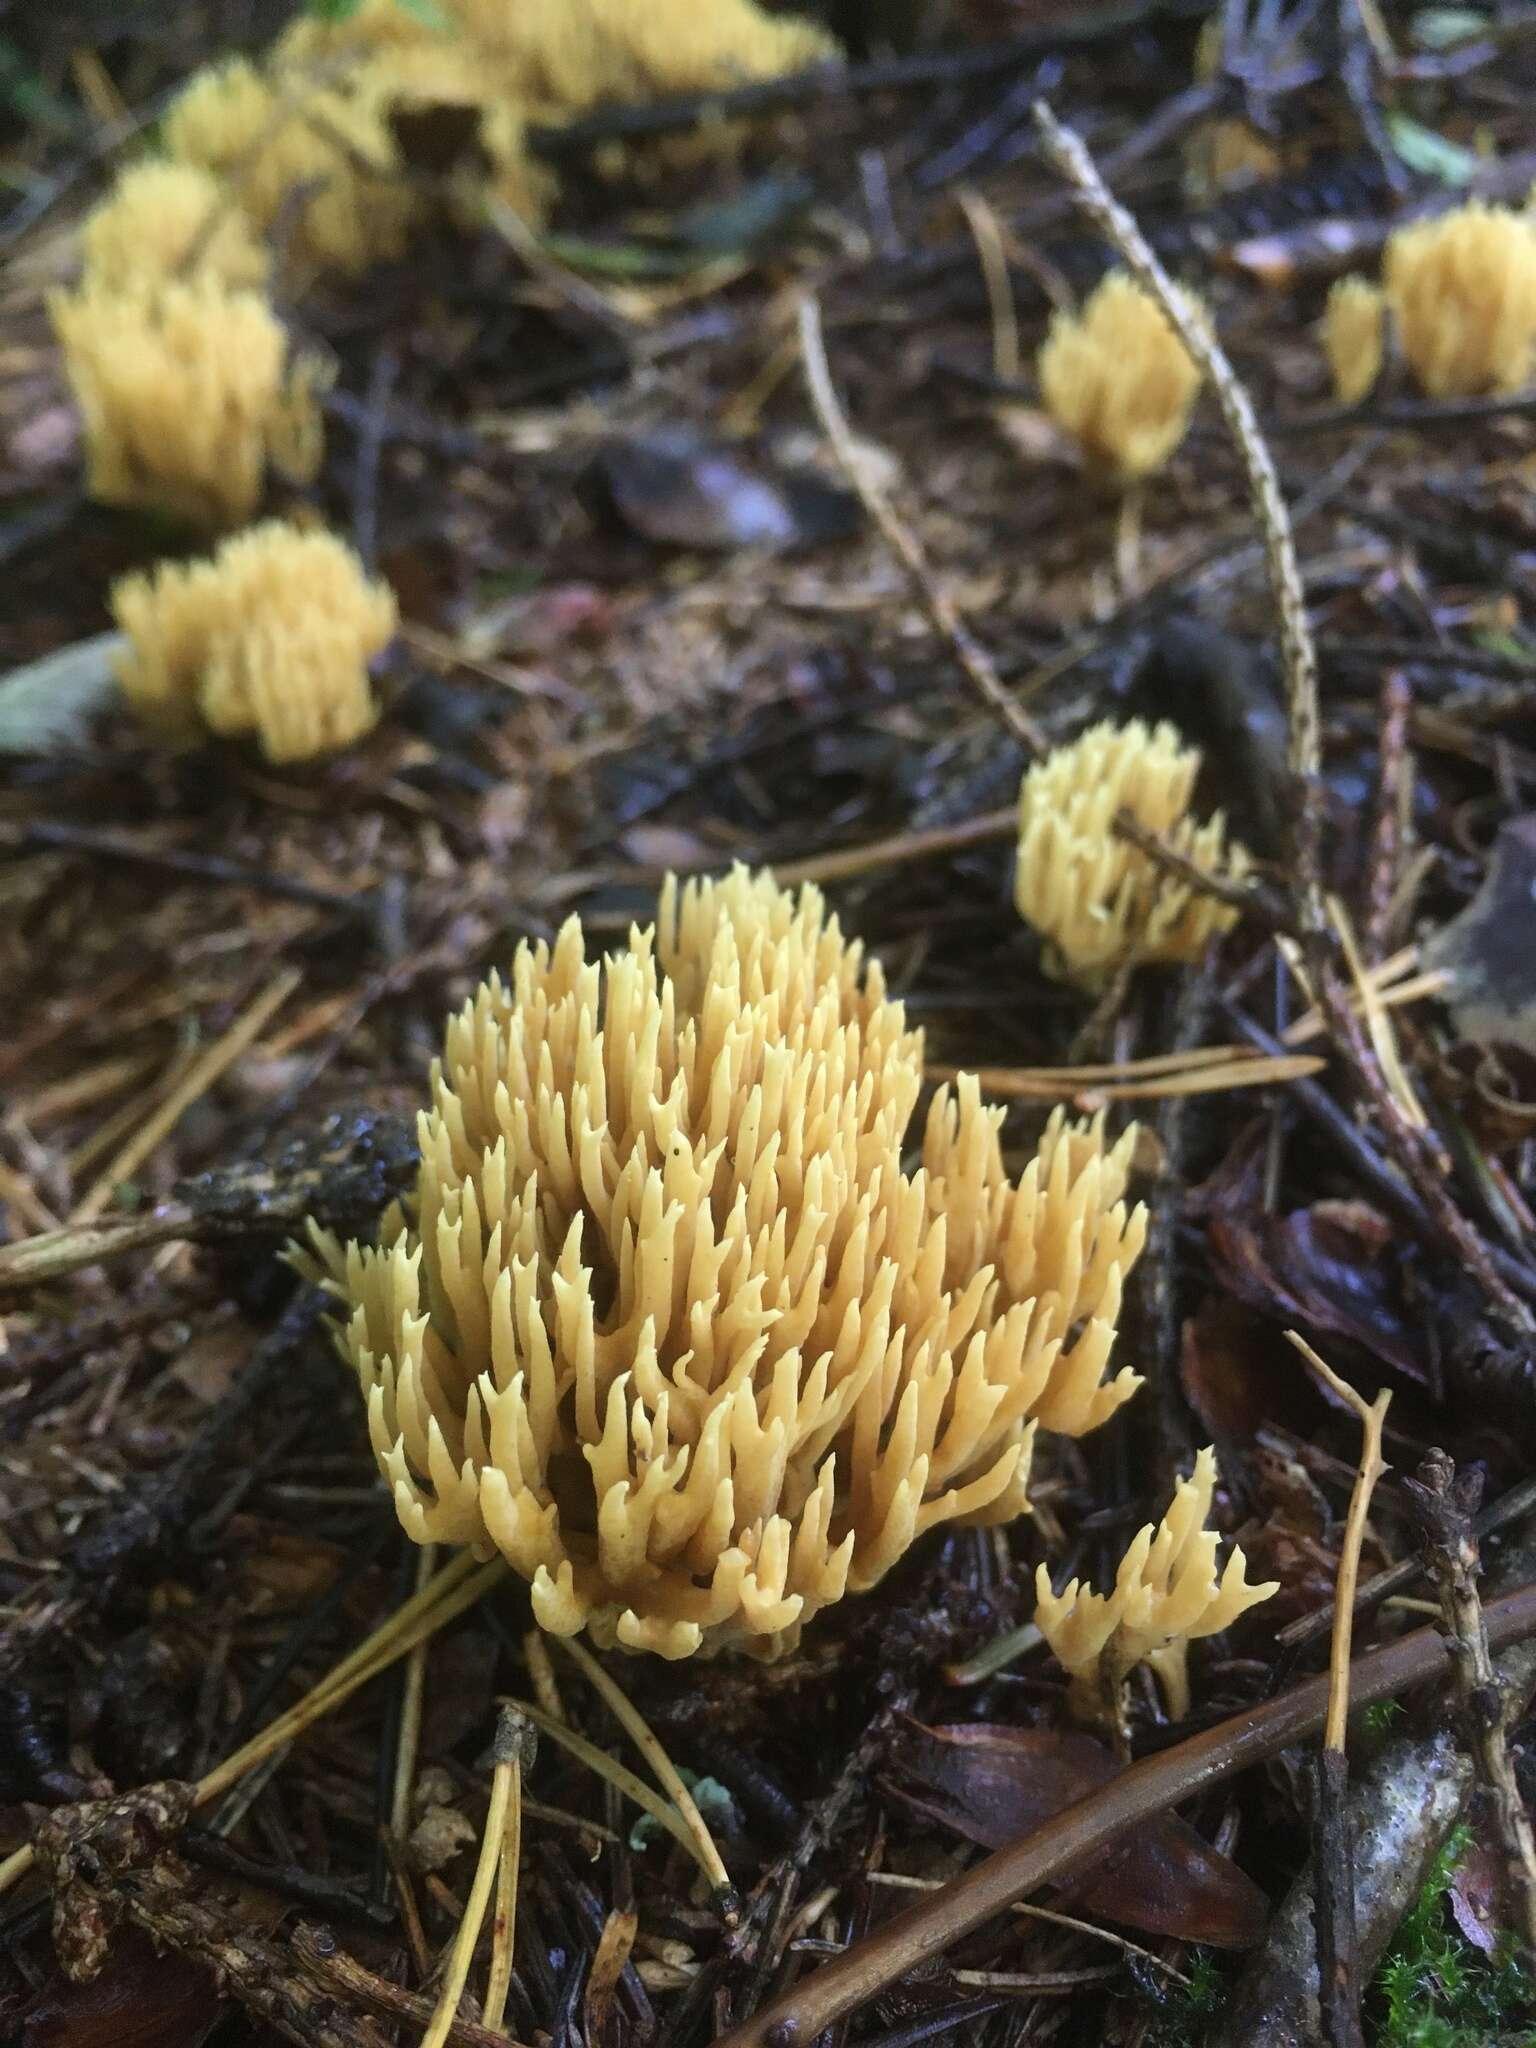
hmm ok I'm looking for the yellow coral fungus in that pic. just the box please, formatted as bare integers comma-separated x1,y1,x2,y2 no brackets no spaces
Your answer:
1037,272,1203,485
79,160,270,292
110,520,397,763
48,278,323,525
302,867,1148,1660
1323,275,1386,406
160,0,835,281
1034,1446,1276,1733
164,56,423,275
1384,200,1536,398
1015,718,1247,989
448,0,837,109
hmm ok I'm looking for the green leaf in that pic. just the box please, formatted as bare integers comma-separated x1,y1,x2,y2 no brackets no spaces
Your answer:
1410,8,1492,51
1386,111,1478,186
0,632,123,756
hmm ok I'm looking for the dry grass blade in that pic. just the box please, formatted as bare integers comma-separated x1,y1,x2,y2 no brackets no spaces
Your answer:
925,1051,1324,1101
70,968,301,1223
555,1635,736,1909
503,1697,704,1863
420,1706,527,2048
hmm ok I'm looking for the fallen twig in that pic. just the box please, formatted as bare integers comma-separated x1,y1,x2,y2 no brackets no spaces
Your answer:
1404,1450,1536,1963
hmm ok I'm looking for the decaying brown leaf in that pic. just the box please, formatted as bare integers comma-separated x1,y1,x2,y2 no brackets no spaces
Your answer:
886,1720,1269,1948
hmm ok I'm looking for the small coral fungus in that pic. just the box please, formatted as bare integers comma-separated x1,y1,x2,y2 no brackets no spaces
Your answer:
1015,718,1247,988
48,279,323,525
464,0,837,108
1323,276,1386,407
163,57,425,277
1035,1446,1276,1738
79,160,270,292
1384,201,1536,399
1037,272,1203,484
110,520,396,763
303,868,1148,1660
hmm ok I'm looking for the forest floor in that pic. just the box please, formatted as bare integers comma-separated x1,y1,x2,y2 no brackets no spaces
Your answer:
5,3,1536,2045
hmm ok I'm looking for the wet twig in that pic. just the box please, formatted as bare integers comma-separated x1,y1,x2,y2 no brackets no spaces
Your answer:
1363,671,1412,966
1031,100,1327,945
1404,1449,1536,1962
1110,807,1291,930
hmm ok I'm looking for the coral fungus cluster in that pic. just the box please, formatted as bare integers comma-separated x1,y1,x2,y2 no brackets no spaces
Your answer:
49,281,323,528
51,0,836,526
1015,718,1248,988
1385,201,1536,399
161,0,836,277
1324,200,1536,404
1034,1446,1276,1733
1037,272,1204,485
305,867,1149,1660
110,521,397,764
1322,276,1386,407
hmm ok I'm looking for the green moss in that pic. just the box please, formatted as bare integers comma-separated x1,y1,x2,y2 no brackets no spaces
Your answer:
1143,1949,1228,2047
1374,1824,1536,2046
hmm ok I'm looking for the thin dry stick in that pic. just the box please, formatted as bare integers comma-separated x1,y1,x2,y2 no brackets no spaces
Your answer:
770,806,1017,885
1287,1333,1392,1755
421,1705,523,2048
1031,100,1325,941
483,1708,535,2034
866,1870,1191,1987
797,292,1046,755
1287,1330,1391,2048
390,1542,439,1838
555,1635,736,1911
71,968,301,1223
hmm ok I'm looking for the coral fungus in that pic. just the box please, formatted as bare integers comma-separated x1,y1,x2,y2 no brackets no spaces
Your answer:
1035,1446,1277,1733
1037,272,1203,484
1323,276,1386,407
79,160,270,292
1015,718,1247,988
49,279,323,525
163,57,424,276
454,0,838,110
1384,200,1536,399
161,0,836,280
110,519,397,763
303,868,1148,1660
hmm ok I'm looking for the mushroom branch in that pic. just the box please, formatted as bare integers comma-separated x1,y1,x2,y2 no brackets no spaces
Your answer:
708,1578,1536,2048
